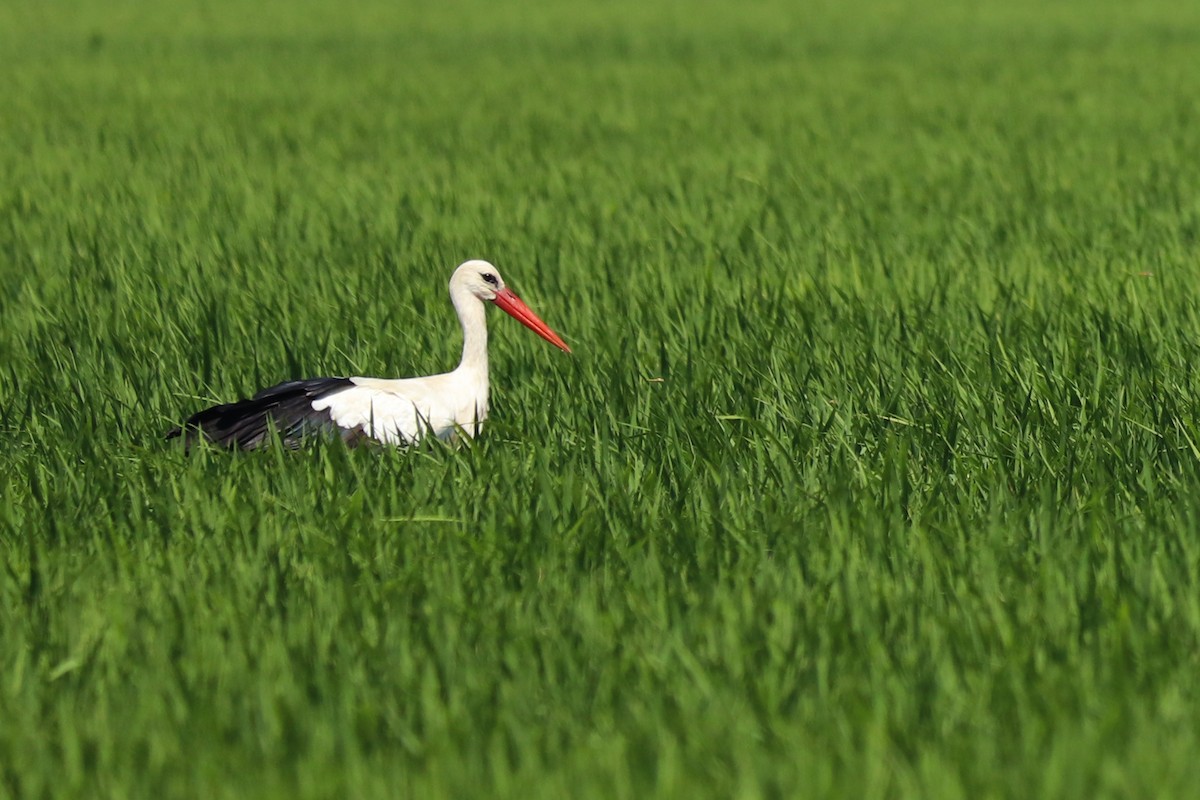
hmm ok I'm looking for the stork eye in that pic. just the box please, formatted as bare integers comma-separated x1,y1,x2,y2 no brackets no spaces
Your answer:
482,273,499,286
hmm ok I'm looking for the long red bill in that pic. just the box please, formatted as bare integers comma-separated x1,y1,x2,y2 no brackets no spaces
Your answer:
493,288,571,352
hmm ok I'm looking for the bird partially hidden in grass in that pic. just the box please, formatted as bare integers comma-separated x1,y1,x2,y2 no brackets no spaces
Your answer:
167,260,570,450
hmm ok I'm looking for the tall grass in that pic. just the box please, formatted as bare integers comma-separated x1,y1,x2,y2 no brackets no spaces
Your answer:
2,0,1199,796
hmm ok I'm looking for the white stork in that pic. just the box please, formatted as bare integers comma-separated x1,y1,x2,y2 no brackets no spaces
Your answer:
168,260,570,449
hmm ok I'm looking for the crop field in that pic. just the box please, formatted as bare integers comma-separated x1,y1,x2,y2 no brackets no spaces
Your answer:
2,0,1200,796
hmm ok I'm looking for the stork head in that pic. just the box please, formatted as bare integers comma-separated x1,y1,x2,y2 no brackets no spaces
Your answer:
452,259,508,302
451,260,571,352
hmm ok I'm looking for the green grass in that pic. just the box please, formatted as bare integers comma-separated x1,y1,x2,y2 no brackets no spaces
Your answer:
3,0,1200,796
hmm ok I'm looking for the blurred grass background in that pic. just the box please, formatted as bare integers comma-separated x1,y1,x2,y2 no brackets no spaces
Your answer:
2,0,1200,797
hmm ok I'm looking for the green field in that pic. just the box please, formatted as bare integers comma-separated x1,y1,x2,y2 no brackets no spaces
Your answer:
3,0,1200,796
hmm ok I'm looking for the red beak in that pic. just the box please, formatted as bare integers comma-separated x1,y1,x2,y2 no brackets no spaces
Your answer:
493,288,571,352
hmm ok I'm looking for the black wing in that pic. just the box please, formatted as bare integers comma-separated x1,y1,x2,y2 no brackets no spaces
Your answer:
167,377,364,450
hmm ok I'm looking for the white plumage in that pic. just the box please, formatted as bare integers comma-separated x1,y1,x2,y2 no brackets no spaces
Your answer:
312,373,489,446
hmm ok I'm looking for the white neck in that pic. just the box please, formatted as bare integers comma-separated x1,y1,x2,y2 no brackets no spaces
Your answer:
451,285,489,378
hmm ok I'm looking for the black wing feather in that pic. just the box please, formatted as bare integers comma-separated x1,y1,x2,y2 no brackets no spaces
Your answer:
167,377,361,450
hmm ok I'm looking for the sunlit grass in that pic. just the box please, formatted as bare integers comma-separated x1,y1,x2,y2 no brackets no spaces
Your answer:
2,0,1200,797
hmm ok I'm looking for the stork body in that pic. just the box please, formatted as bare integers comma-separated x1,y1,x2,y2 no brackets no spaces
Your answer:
168,260,569,449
